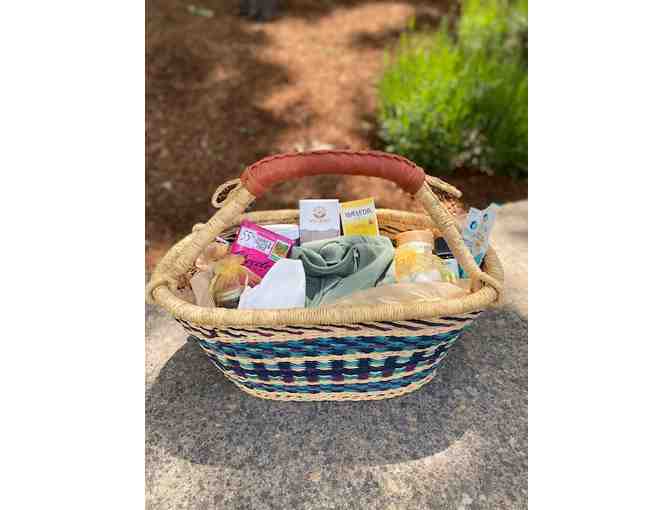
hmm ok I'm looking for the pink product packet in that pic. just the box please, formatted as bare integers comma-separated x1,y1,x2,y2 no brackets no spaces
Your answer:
230,220,296,281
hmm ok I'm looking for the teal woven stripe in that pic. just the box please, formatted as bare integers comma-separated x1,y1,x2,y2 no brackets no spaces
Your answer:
198,330,463,360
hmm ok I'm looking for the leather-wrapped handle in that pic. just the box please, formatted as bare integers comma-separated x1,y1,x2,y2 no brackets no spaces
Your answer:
240,150,426,197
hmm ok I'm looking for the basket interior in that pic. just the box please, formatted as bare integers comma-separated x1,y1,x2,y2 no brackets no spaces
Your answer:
176,208,451,293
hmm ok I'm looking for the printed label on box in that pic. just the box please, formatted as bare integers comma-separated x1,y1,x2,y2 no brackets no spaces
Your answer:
340,197,379,236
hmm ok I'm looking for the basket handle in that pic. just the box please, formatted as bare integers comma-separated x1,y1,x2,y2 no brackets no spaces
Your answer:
146,150,502,302
240,150,426,197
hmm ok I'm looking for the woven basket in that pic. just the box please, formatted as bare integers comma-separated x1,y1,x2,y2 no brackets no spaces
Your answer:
146,150,504,401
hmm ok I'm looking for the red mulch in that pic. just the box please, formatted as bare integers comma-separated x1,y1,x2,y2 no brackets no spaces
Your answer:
146,0,527,270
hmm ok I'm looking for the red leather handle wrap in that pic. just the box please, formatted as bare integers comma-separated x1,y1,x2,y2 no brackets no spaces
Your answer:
240,150,426,197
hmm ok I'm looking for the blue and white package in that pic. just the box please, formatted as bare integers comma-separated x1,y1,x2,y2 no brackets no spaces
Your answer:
458,203,499,278
442,258,460,282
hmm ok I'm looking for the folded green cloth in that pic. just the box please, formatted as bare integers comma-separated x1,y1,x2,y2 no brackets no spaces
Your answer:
290,235,395,307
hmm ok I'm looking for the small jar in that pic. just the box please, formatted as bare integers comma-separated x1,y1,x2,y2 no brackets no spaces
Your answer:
395,230,434,253
393,230,443,283
212,286,244,309
208,255,248,309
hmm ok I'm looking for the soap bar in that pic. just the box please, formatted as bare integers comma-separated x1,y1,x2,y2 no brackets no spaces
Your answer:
340,197,379,236
299,199,341,244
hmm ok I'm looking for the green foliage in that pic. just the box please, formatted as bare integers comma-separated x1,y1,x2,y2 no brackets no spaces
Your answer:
378,0,528,178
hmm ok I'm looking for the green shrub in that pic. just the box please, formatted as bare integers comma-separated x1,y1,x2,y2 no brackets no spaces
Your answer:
378,0,528,178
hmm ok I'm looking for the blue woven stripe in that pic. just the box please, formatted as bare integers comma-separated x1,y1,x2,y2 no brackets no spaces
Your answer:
202,338,456,380
192,330,463,360
235,368,436,394
211,356,446,383
200,344,446,371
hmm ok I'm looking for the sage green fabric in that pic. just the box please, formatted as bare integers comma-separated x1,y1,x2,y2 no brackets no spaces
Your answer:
290,235,395,307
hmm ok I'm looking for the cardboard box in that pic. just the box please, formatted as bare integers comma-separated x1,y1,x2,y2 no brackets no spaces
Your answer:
299,199,341,244
340,197,379,236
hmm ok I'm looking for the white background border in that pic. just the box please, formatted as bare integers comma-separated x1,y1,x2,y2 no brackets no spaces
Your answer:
1,1,671,508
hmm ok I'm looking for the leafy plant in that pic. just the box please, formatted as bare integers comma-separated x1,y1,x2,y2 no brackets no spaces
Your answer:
378,0,528,178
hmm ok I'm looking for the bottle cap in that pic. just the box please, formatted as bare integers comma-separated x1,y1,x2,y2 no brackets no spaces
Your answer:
395,230,434,247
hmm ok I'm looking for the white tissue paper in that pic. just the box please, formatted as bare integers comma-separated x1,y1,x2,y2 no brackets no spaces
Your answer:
238,258,306,310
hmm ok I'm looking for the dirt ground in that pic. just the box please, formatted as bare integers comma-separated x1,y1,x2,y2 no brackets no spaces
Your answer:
146,0,528,270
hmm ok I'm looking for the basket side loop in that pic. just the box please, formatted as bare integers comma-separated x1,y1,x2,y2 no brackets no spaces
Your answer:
146,275,174,305
211,179,242,208
414,181,503,304
161,183,256,284
146,230,200,304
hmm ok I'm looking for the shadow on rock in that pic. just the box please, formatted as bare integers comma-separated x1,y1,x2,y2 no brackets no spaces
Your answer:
145,333,485,469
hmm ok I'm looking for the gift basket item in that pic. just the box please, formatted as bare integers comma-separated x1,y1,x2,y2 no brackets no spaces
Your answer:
146,150,504,401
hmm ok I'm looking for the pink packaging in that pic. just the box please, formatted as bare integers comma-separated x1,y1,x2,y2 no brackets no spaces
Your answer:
230,220,295,284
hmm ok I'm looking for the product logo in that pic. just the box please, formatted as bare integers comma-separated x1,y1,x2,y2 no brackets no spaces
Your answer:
344,206,373,219
309,205,331,224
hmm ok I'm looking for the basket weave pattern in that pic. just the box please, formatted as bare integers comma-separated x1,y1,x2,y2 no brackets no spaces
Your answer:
180,311,480,401
146,150,504,401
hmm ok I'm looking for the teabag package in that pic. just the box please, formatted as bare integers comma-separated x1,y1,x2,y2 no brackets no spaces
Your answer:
299,200,341,244
459,203,499,278
340,197,380,236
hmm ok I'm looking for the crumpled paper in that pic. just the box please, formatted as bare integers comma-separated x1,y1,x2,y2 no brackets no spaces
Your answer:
238,259,306,310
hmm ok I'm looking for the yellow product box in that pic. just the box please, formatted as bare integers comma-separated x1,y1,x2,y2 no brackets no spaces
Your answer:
340,197,380,236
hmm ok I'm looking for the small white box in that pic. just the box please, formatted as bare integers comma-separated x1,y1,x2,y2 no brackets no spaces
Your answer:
299,199,341,244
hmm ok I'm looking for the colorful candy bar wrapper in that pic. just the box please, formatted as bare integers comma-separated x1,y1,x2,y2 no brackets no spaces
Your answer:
231,220,296,282
458,203,499,278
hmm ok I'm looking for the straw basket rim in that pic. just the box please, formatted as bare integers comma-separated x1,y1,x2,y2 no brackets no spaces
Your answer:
149,207,504,328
